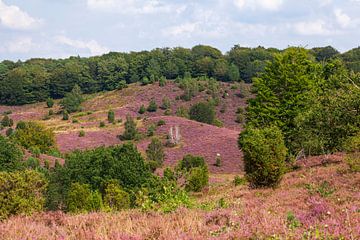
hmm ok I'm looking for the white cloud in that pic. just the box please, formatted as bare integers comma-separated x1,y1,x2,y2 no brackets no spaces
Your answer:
87,0,185,14
0,0,42,30
5,37,34,53
233,0,283,11
294,20,333,36
334,9,351,28
55,35,109,55
166,22,197,37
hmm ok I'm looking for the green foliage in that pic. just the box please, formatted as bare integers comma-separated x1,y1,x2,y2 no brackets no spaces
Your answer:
12,121,56,153
343,133,360,153
227,63,240,82
1,115,13,127
345,153,360,173
138,105,146,114
62,110,69,120
185,166,209,192
99,121,105,128
108,110,115,123
147,99,158,112
176,106,189,118
0,135,24,172
239,126,287,188
159,76,166,87
79,130,85,137
146,138,164,168
233,176,247,186
286,211,301,229
305,181,336,197
66,182,103,213
5,128,13,137
189,102,216,124
48,109,54,116
160,97,171,110
0,170,48,220
60,84,84,113
103,180,130,210
46,98,54,108
121,115,138,140
178,154,206,172
147,124,156,137
157,119,166,126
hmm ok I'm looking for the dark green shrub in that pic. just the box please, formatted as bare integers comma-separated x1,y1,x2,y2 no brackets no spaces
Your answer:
161,97,171,110
12,121,56,153
99,121,105,128
72,119,79,123
121,115,138,140
0,170,48,220
0,135,23,172
185,166,209,192
189,102,215,124
118,80,127,90
62,110,69,120
29,146,41,157
163,167,176,182
147,99,158,112
103,180,130,210
108,110,115,123
146,138,164,167
238,126,287,188
178,154,206,172
147,124,156,137
157,119,166,126
1,115,11,127
60,84,84,113
5,128,13,137
46,98,54,108
159,76,166,87
213,119,223,127
79,130,85,137
25,157,40,169
138,105,146,114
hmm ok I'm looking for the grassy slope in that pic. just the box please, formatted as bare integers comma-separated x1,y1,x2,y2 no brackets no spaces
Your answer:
0,155,358,239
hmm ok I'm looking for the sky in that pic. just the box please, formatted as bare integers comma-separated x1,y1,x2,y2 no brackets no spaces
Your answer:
0,0,359,61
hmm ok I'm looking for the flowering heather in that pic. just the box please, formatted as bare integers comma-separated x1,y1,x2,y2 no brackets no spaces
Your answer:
1,156,358,239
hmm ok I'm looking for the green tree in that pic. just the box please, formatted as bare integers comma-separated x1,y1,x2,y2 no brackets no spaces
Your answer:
103,180,130,210
178,154,206,172
147,99,158,112
0,135,24,172
108,109,115,123
138,105,146,114
227,63,240,82
121,115,138,140
46,98,54,108
146,138,165,167
160,97,171,110
189,102,215,124
60,84,84,113
239,126,287,187
185,166,209,192
66,182,101,213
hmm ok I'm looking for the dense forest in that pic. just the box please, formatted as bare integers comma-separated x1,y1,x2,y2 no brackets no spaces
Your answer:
0,45,359,105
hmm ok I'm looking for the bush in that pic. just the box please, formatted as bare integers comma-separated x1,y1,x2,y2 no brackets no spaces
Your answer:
160,97,171,110
99,121,105,128
189,102,215,124
0,135,24,172
159,76,166,87
233,176,247,186
238,126,287,188
66,182,102,213
108,110,115,123
103,180,130,211
29,146,41,157
121,115,138,140
345,153,360,172
62,110,69,120
0,170,48,220
12,121,56,153
176,106,189,118
147,124,156,137
178,154,206,172
46,98,54,108
147,99,158,112
60,84,84,113
146,138,165,168
79,130,85,137
138,105,146,114
1,115,12,127
157,119,166,126
5,128,13,137
185,166,209,192
48,109,54,116
343,133,360,153
164,109,172,116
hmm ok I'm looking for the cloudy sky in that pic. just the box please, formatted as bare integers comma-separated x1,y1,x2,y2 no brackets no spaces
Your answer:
0,0,359,61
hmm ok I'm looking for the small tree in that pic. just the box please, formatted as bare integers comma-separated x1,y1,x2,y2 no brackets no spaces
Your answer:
1,115,11,127
146,138,165,167
103,180,130,211
66,183,93,213
46,98,54,108
185,166,209,192
178,154,206,172
189,102,215,124
62,110,69,120
147,99,158,112
108,110,115,123
227,63,240,82
159,76,166,87
0,135,24,172
138,105,146,114
121,115,138,140
238,126,287,188
160,97,171,110
60,84,84,113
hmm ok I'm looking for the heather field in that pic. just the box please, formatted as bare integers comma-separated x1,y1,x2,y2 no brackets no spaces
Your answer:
1,154,358,240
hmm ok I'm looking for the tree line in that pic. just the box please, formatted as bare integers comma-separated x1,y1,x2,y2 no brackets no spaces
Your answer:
0,45,359,105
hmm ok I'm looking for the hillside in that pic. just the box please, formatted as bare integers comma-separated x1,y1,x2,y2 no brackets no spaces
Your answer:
0,81,247,173
1,154,358,239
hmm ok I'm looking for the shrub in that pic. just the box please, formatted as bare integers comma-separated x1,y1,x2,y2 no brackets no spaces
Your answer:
189,102,215,124
121,115,138,140
178,154,206,172
5,128,13,137
0,170,48,220
62,110,69,120
147,124,156,137
146,138,165,168
46,98,54,108
343,133,360,153
164,109,172,115
108,110,115,123
233,176,247,186
29,146,41,157
147,99,158,112
185,166,209,192
79,130,85,137
213,119,223,127
99,121,105,128
159,76,166,87
160,97,171,110
345,153,360,173
25,157,40,169
0,135,24,172
118,80,127,90
1,115,12,127
60,84,84,113
16,121,26,129
176,106,189,118
12,121,56,153
72,119,79,124
66,182,102,213
103,180,130,211
157,119,166,126
238,126,287,188
142,76,150,85
138,105,146,114
48,109,54,116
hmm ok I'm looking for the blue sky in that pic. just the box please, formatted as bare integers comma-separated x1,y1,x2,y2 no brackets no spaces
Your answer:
0,0,359,61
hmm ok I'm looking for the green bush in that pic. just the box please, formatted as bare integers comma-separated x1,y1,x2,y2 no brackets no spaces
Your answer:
46,98,54,108
159,76,166,87
60,84,84,113
48,109,54,116
99,121,105,128
164,109,172,116
233,176,247,186
0,135,24,172
121,115,138,140
0,170,48,220
343,133,360,153
1,115,12,127
62,110,69,120
345,153,360,173
29,146,41,157
66,182,103,213
103,180,130,211
176,106,189,118
108,110,115,123
238,126,287,188
147,124,156,137
5,128,13,137
178,154,206,172
157,119,166,126
147,99,158,112
146,138,164,168
79,130,85,137
12,121,56,153
138,105,146,114
185,166,209,192
160,97,171,110
189,102,215,124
